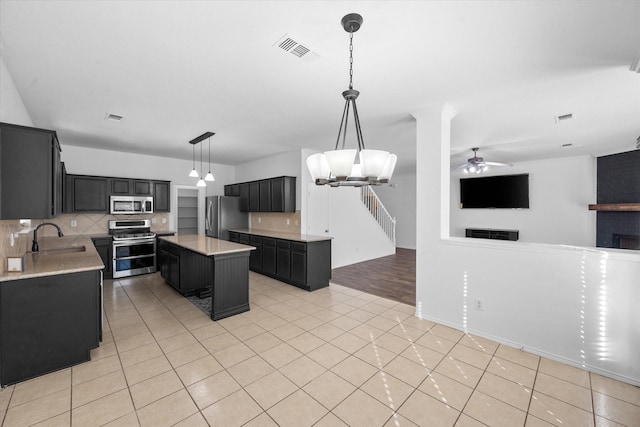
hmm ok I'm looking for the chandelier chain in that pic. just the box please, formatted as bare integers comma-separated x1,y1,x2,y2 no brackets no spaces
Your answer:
349,31,354,89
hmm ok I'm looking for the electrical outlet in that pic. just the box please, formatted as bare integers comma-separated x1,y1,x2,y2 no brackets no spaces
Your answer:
70,220,77,227
162,218,167,224
286,219,290,225
474,299,484,311
258,217,262,223
151,218,157,224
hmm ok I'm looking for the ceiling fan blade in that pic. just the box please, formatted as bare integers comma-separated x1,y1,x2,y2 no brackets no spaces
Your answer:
485,161,513,167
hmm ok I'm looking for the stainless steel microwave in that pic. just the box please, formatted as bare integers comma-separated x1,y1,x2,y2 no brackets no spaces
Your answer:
110,196,153,215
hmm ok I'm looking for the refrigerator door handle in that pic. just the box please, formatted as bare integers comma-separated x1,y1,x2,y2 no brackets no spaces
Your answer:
206,200,212,231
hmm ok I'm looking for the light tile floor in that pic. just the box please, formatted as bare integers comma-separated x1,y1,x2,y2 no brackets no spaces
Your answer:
1,272,639,426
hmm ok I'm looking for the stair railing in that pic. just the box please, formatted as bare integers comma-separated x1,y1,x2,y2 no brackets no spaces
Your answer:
360,186,396,246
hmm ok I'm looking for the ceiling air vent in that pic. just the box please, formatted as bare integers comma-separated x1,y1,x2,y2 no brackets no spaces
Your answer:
554,113,573,123
273,34,319,63
105,113,124,122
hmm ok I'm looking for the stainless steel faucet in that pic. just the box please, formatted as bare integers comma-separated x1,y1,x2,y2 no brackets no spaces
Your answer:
32,222,64,252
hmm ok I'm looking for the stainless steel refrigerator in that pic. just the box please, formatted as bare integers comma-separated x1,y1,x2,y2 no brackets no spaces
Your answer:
205,196,249,240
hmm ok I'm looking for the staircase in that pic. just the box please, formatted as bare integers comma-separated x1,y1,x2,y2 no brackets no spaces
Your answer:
360,186,396,246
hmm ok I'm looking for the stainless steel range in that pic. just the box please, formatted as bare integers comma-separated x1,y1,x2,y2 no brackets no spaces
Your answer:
109,219,156,278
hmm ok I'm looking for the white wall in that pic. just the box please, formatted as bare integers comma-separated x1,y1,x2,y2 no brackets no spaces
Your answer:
374,173,417,250
0,55,33,126
450,155,597,246
415,106,640,386
328,186,396,268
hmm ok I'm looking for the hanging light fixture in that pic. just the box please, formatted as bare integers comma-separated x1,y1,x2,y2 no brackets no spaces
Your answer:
188,143,199,178
204,134,215,182
306,13,397,187
188,131,215,186
196,142,206,187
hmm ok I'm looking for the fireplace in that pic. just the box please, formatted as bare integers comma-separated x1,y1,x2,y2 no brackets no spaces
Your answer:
612,233,640,250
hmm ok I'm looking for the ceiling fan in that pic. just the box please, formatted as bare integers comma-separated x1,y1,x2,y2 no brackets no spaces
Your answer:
453,147,513,174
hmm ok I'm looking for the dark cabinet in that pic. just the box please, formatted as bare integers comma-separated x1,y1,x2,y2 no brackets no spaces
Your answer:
111,179,132,195
232,176,295,213
259,180,271,212
261,238,276,275
159,240,181,291
65,174,170,213
239,183,250,212
158,240,212,297
0,270,101,386
271,176,296,212
66,175,109,212
249,182,260,212
249,236,262,270
223,184,240,197
0,122,62,219
235,232,330,291
91,237,113,279
153,181,170,212
111,179,152,196
290,242,307,286
276,240,291,281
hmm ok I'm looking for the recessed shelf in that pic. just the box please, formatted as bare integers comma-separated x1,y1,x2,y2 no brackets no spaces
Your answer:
588,203,640,212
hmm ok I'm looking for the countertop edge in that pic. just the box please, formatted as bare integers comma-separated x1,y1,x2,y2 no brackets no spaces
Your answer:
229,229,333,242
159,235,255,257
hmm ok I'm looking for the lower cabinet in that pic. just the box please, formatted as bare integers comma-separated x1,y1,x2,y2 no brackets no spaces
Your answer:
276,240,291,281
91,237,113,279
249,236,263,270
0,270,101,386
158,240,211,297
235,233,331,291
262,238,276,276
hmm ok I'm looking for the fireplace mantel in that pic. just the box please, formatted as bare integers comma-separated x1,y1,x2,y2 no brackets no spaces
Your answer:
588,203,640,212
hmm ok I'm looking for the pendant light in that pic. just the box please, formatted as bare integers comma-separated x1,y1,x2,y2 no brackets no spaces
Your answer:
204,134,215,182
189,143,199,177
196,142,206,187
189,131,215,186
306,13,397,187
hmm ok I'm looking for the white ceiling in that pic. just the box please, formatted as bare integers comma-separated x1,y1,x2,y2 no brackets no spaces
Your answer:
1,1,639,176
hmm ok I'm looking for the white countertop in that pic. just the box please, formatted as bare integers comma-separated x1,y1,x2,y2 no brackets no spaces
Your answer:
159,234,255,256
230,229,333,243
0,236,104,282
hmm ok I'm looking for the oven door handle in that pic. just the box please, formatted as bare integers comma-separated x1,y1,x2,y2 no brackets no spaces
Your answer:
113,254,156,261
112,239,156,248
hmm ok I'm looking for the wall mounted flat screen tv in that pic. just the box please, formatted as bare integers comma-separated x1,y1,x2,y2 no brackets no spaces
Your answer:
460,173,529,209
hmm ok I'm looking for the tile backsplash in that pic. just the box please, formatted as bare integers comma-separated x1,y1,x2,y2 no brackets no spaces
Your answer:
0,213,170,274
250,211,301,234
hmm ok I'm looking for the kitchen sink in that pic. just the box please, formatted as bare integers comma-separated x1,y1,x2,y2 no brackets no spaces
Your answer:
37,245,87,255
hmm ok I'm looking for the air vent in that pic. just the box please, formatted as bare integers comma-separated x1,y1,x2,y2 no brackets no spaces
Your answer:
554,113,573,123
105,113,124,122
273,34,319,63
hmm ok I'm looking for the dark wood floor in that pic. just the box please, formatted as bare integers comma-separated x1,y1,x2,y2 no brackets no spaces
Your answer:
331,248,416,306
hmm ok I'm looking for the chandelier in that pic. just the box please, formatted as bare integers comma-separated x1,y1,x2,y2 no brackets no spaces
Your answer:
306,13,397,187
188,131,215,187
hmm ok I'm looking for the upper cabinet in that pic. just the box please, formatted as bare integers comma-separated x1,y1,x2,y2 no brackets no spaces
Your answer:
64,174,171,213
0,122,63,219
66,175,109,212
111,179,152,196
228,176,296,213
153,181,170,212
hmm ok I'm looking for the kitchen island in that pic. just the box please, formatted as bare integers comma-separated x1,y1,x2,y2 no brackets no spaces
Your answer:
0,236,104,386
229,229,332,291
157,235,255,320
